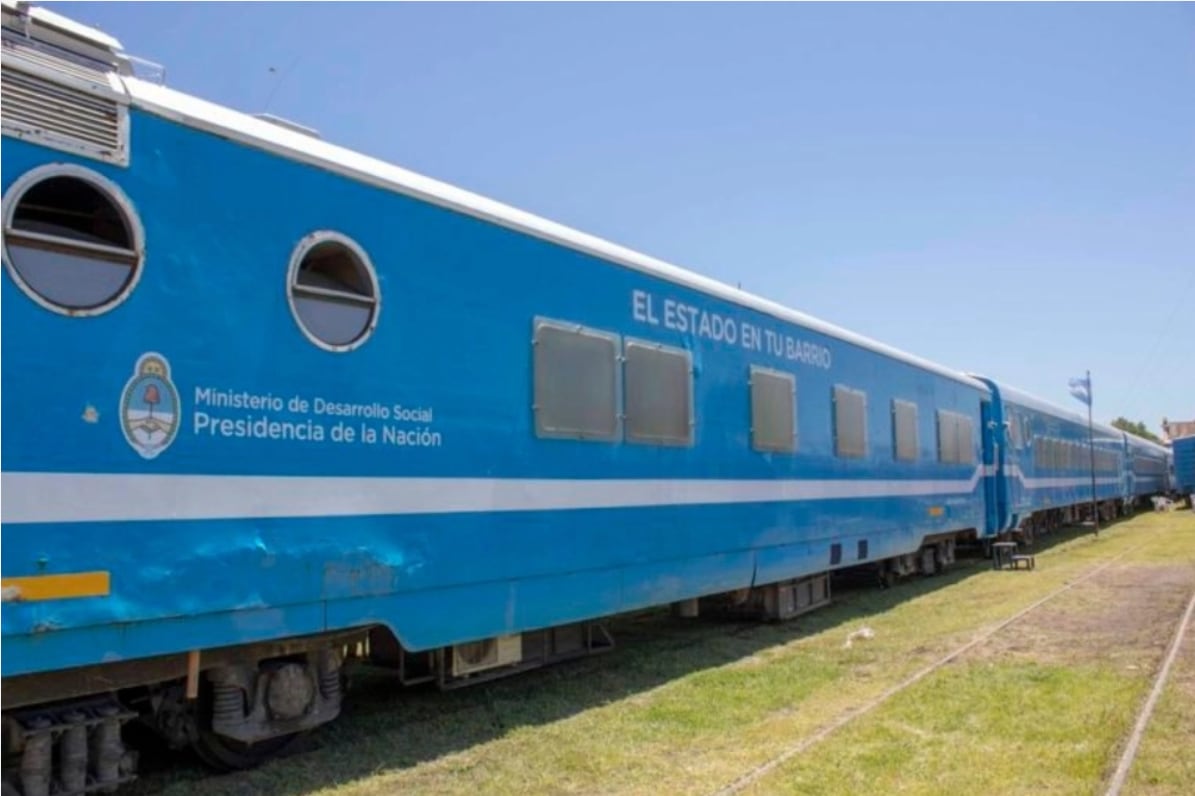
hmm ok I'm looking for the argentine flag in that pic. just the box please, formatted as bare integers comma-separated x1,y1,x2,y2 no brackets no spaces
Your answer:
1068,375,1091,406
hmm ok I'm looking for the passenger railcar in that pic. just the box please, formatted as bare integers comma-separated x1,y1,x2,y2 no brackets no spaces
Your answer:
1173,434,1195,502
1124,432,1172,501
0,4,1172,794
972,378,1132,540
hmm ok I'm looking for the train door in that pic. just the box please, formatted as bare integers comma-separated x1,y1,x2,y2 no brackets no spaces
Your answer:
981,399,1007,534
1120,434,1133,504
1004,410,1027,531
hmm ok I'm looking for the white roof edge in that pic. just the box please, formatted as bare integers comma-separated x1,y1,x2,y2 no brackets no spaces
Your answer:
119,75,986,390
973,375,1151,442
0,0,124,51
1124,432,1171,453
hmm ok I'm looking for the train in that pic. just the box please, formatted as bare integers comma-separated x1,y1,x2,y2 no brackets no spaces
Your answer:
0,3,1177,794
1174,434,1195,504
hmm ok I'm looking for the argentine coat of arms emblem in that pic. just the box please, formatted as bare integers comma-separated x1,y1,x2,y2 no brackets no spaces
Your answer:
120,352,180,459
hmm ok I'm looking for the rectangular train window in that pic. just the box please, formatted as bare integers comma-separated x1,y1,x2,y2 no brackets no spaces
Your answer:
937,410,972,464
956,415,973,464
532,318,620,441
937,411,957,463
625,339,693,446
750,365,796,453
892,399,918,461
833,385,867,458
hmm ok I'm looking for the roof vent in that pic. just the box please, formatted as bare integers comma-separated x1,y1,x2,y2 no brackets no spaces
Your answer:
1,0,130,165
1,0,129,74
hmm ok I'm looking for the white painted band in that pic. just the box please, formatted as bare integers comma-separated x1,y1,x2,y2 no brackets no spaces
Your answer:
0,466,1124,525
2,469,987,525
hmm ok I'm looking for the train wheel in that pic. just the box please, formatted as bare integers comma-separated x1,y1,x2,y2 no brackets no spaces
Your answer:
191,730,304,772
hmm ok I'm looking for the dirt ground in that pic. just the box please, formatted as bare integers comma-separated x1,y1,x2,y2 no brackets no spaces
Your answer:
961,563,1195,669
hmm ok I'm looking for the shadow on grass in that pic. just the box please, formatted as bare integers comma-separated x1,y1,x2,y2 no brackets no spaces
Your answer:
126,513,1142,795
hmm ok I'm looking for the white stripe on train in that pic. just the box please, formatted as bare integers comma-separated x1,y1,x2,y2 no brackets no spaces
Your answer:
1,467,1123,524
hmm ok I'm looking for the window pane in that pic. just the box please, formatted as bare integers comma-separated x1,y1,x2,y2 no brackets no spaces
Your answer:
938,411,959,464
894,399,918,461
956,416,972,465
6,242,133,309
533,322,619,440
834,385,866,458
293,294,373,347
3,170,141,313
288,233,378,349
751,367,795,453
626,341,692,445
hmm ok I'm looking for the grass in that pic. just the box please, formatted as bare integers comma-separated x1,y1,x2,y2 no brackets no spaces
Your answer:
132,509,1195,796
1124,551,1195,796
1125,647,1195,795
740,662,1143,796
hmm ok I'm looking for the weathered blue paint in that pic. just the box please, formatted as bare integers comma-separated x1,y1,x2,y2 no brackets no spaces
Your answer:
1125,432,1173,498
2,107,998,679
1173,435,1195,496
4,79,1178,692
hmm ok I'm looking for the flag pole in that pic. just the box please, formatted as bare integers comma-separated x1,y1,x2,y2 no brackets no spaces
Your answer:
1087,369,1099,537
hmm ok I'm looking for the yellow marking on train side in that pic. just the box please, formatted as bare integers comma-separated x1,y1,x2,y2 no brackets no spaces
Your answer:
928,506,945,517
0,571,110,602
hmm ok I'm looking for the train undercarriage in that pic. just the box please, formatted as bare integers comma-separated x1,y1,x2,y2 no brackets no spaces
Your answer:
1010,497,1133,546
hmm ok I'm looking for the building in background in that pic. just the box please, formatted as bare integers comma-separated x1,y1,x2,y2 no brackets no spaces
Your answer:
1162,419,1195,443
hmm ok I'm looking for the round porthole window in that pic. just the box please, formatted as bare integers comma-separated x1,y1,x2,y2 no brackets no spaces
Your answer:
287,231,379,351
2,164,144,315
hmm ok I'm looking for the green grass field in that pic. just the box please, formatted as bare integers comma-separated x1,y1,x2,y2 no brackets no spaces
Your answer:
132,508,1195,796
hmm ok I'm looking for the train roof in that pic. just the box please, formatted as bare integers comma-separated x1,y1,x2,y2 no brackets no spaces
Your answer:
1124,432,1171,455
6,5,987,391
979,378,1171,454
971,377,1124,437
0,0,121,51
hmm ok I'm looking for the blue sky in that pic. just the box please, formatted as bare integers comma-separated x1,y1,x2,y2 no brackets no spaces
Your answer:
51,1,1195,434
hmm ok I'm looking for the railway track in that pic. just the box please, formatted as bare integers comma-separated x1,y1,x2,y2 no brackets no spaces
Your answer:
709,540,1162,796
1104,582,1195,796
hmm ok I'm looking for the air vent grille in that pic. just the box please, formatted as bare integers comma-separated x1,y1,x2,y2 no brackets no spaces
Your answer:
1,62,126,164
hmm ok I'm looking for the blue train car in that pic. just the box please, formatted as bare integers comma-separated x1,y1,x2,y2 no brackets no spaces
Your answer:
1124,431,1172,502
2,5,1001,790
968,378,1130,540
1173,435,1195,502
